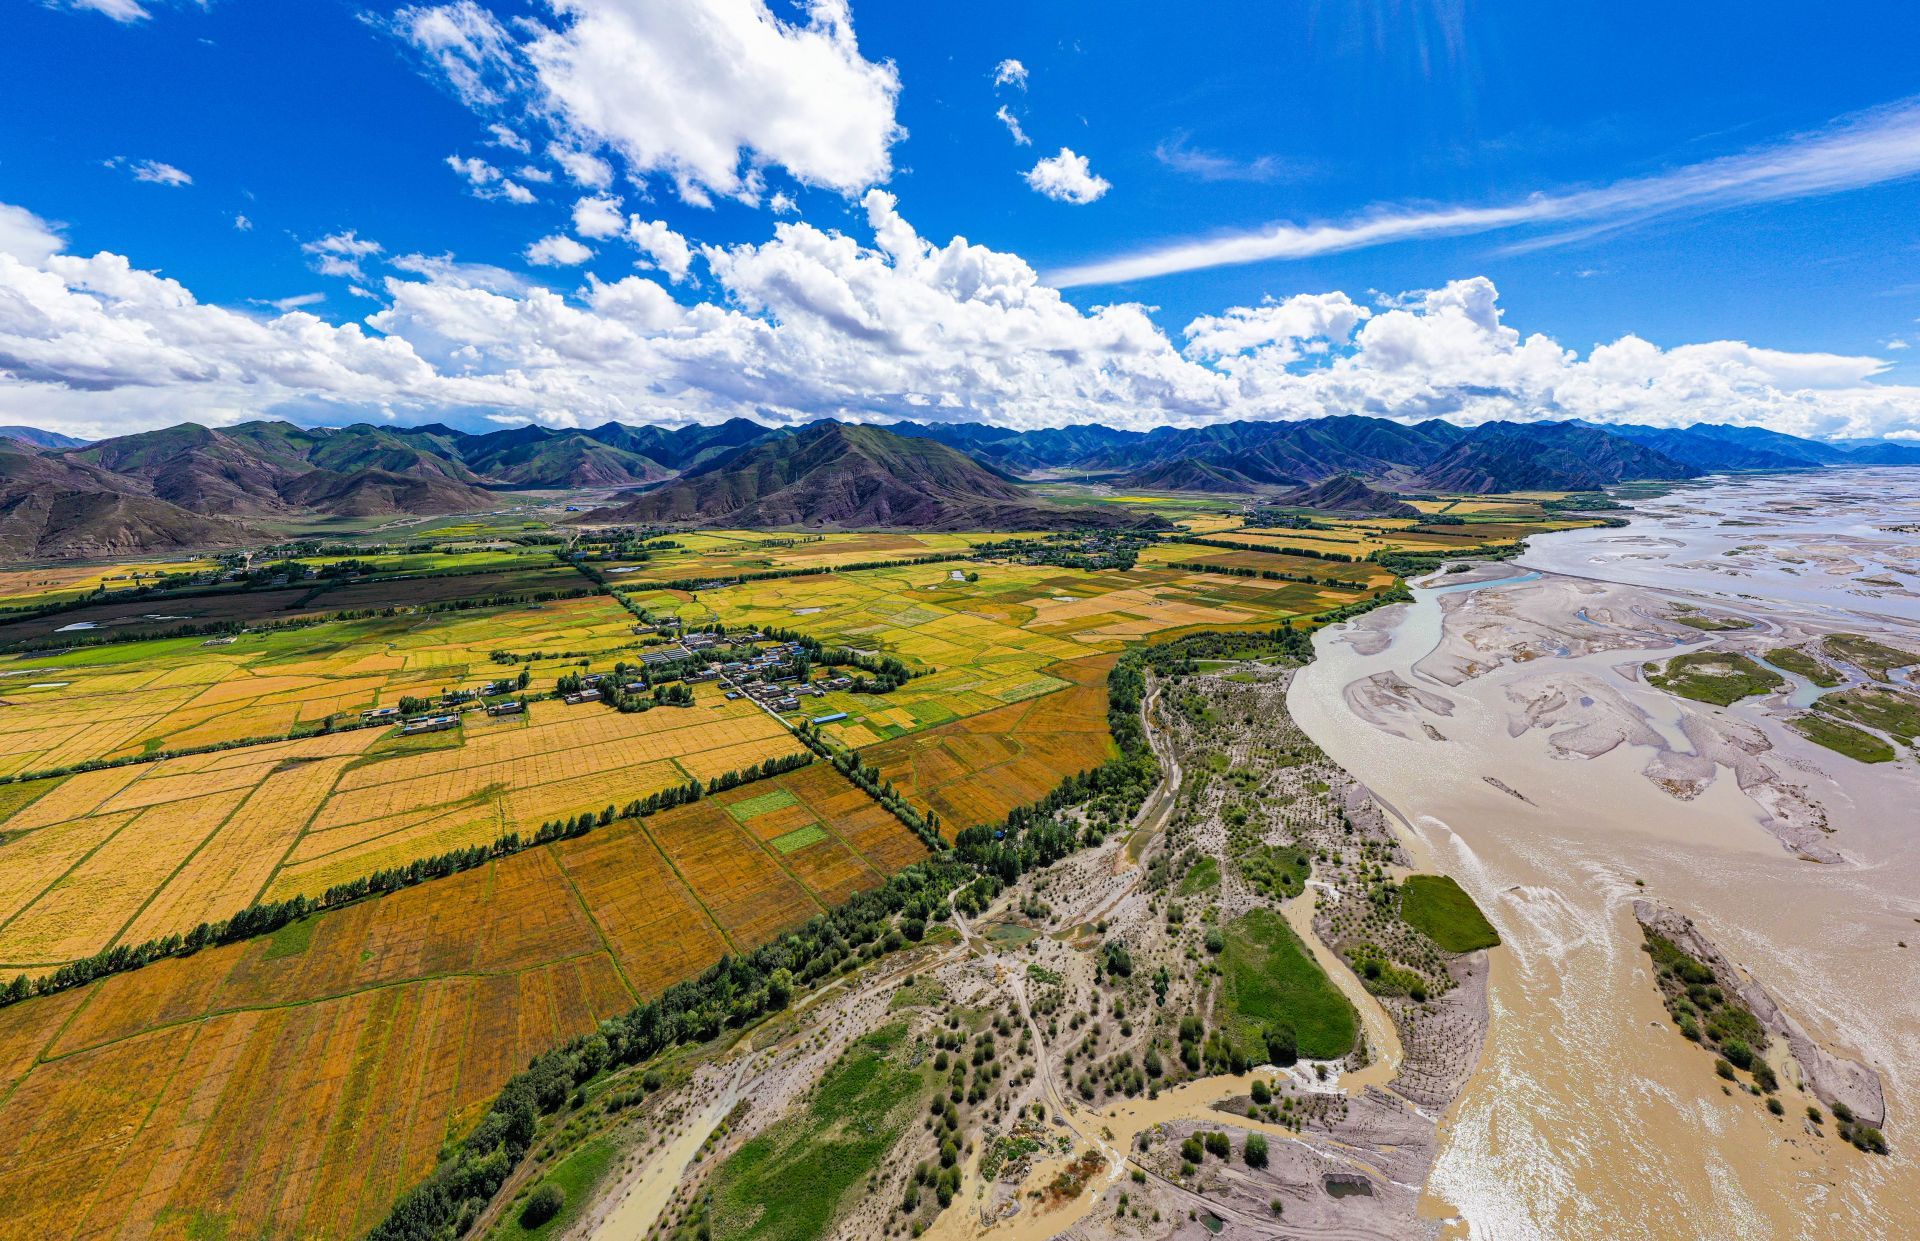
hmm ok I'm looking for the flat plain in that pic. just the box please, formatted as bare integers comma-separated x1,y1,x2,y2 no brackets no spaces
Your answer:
0,500,1583,1238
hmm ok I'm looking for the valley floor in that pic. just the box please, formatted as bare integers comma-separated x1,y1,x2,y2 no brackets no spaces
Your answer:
535,655,1496,1241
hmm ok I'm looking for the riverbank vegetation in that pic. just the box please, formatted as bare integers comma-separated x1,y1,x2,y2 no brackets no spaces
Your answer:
1645,650,1784,706
1399,875,1500,952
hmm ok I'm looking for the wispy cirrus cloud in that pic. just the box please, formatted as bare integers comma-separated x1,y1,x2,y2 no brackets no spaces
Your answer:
1152,133,1306,184
104,156,193,187
53,0,152,21
1056,97,1920,286
996,106,1030,147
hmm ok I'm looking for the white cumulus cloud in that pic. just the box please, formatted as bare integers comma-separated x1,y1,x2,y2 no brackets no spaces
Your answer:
0,204,65,264
446,154,535,203
1024,148,1110,204
526,234,594,266
625,217,692,282
3,196,1919,444
571,194,625,240
548,143,614,189
398,0,903,208
391,2,524,108
1183,293,1370,362
301,230,383,280
992,58,1027,89
487,123,531,153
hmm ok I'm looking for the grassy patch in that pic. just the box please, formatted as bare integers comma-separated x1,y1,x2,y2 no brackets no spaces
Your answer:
262,916,317,961
1218,907,1356,1061
1645,650,1784,706
1670,608,1754,632
1762,647,1841,687
1180,855,1221,896
1790,713,1896,763
983,921,1038,950
492,1139,617,1241
1399,875,1499,952
703,1023,929,1241
1823,633,1920,678
1814,686,1920,743
888,975,946,1010
769,823,829,854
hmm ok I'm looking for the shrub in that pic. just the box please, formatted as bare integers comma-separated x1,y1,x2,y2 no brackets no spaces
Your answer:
520,1183,563,1228
1243,1134,1269,1168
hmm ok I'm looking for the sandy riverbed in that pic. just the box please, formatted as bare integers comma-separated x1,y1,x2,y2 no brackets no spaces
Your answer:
1290,471,1920,1238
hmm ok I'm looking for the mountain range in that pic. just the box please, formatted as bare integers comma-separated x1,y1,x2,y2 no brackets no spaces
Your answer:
575,421,1167,531
885,416,1920,488
0,412,1913,557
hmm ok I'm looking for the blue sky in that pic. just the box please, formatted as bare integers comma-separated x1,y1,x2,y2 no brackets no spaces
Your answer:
3,0,1919,439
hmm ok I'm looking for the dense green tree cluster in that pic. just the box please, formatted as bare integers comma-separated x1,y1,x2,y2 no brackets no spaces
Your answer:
1369,545,1522,576
1163,561,1355,588
633,552,973,594
1169,534,1356,563
1,585,595,656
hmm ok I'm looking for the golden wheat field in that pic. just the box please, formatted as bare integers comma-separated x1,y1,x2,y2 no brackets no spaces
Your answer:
0,687,803,969
0,515,1440,1241
0,754,927,1239
0,593,649,777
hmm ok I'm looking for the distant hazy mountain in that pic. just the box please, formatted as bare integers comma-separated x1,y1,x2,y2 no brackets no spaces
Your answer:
1417,422,1696,492
1586,421,1920,471
900,416,1701,493
577,422,1167,531
0,426,88,450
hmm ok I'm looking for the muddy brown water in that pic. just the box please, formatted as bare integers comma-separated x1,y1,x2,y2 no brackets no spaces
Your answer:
1290,471,1920,1238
